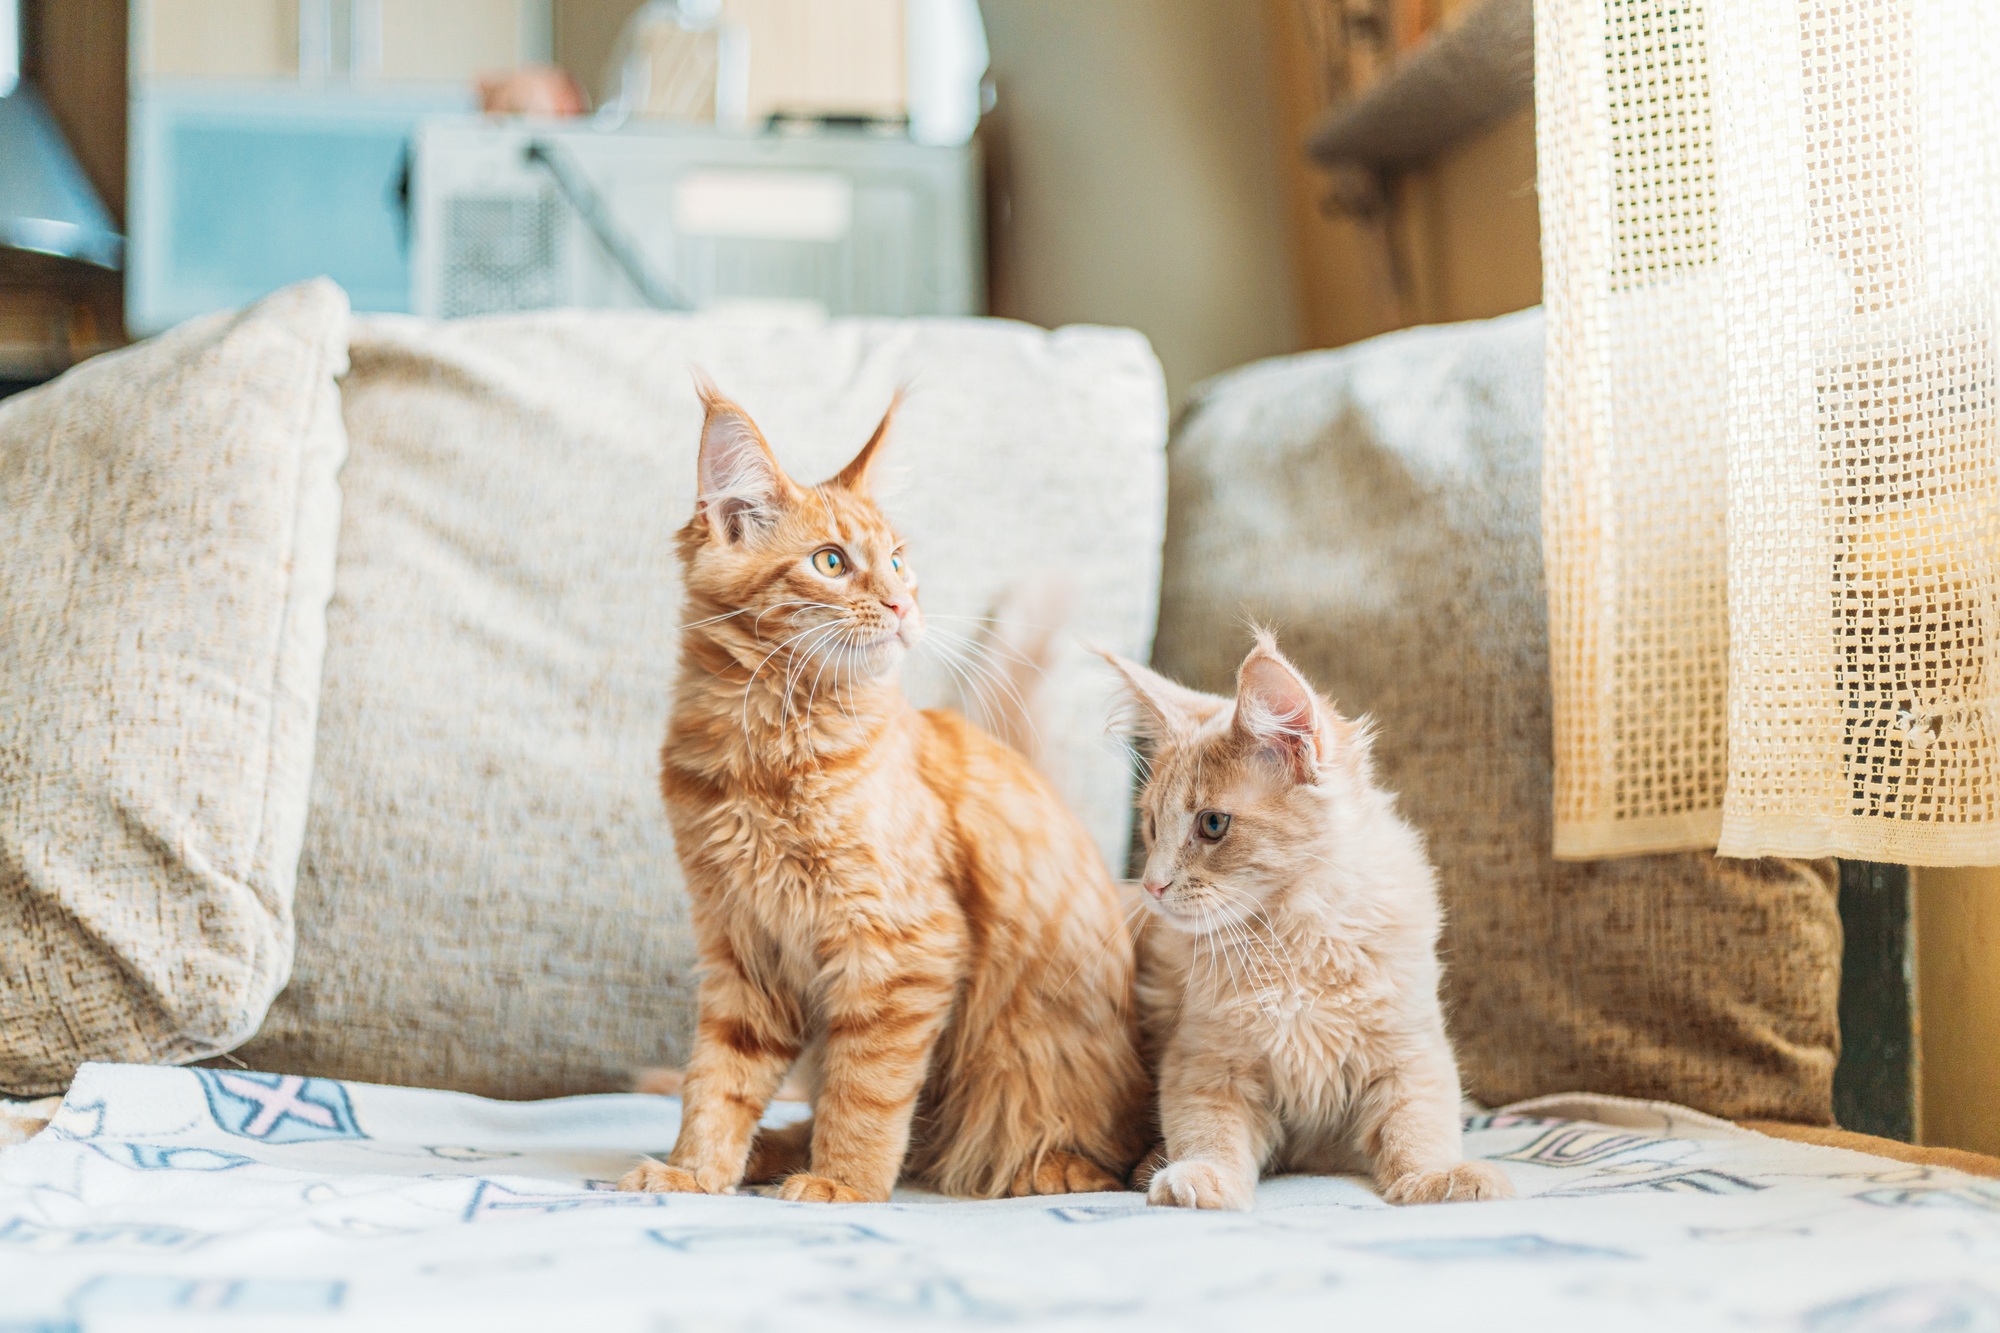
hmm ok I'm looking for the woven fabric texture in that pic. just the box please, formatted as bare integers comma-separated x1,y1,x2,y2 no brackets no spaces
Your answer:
236,311,1168,1099
0,281,350,1096
1153,311,1840,1123
1538,0,2000,863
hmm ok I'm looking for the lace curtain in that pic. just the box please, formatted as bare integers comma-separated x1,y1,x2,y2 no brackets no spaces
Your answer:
1539,0,2000,864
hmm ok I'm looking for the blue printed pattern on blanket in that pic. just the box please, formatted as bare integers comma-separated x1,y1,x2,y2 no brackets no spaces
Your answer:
192,1071,364,1145
1,1062,1998,1331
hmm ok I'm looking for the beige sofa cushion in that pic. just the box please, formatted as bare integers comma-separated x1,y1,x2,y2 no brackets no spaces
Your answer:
236,311,1167,1099
1153,310,1841,1124
0,281,350,1096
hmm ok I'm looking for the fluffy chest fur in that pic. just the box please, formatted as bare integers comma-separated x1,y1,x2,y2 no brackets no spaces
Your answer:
662,701,974,999
1109,633,1502,1210
1149,902,1441,1153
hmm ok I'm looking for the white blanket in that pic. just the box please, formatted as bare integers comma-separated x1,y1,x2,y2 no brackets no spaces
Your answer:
2,1063,1996,1330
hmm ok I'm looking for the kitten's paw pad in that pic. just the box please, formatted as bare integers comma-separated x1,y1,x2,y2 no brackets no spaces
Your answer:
617,1161,705,1194
1146,1159,1254,1211
1010,1150,1124,1196
1383,1161,1514,1205
776,1173,867,1204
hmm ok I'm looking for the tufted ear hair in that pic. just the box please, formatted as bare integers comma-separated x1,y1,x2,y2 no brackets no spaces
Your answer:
831,388,903,494
1232,631,1327,784
694,372,795,543
1099,651,1229,742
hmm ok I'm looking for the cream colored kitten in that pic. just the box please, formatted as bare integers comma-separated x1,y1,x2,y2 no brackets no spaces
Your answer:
1106,634,1512,1212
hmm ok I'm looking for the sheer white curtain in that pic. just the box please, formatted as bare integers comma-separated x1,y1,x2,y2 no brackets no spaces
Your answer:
1539,0,2000,864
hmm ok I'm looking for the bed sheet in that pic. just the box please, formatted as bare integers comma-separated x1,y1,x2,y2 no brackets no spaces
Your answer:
2,1063,1996,1330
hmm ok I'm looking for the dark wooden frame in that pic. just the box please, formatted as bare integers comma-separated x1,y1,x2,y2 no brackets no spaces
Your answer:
1834,861,1917,1141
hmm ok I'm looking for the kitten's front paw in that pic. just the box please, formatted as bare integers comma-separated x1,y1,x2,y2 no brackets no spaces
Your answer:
776,1172,868,1204
1146,1158,1255,1211
617,1161,710,1194
1381,1161,1514,1205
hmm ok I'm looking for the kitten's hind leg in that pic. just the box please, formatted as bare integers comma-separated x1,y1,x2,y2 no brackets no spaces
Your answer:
744,1119,813,1184
1008,1148,1124,1196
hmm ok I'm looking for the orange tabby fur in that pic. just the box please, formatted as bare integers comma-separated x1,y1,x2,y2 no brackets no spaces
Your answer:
616,382,1148,1203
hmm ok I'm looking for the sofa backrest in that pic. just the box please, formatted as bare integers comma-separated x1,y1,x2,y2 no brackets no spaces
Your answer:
236,310,1169,1098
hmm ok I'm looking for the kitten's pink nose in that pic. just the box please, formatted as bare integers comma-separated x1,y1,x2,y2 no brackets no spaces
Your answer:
882,596,914,621
1141,877,1169,898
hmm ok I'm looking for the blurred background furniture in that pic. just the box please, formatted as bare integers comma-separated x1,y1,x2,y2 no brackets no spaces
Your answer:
407,116,979,319
0,0,122,393
1,0,1316,405
122,0,981,331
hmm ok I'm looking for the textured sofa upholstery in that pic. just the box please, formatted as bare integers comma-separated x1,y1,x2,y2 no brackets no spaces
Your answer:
1153,310,1840,1124
232,309,1170,1098
4,291,1843,1127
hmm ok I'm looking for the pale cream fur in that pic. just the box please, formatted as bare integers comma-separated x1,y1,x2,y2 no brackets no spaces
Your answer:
1108,635,1513,1211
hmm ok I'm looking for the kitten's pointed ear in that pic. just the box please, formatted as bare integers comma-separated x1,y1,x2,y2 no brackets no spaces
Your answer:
1099,651,1228,740
694,374,793,543
832,389,903,494
1232,633,1325,784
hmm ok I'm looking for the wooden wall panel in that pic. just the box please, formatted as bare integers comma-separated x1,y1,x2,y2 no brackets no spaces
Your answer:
6,0,127,355
1916,869,2000,1156
1265,0,1541,348
29,0,127,220
1425,104,1540,323
1263,0,1404,348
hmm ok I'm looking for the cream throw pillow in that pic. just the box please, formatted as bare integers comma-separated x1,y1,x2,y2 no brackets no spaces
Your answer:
0,281,349,1096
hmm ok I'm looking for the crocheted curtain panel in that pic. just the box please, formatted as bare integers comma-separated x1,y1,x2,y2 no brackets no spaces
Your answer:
1538,0,2000,864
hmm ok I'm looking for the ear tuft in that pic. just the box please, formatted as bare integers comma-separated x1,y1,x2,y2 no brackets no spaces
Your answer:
694,373,790,543
1098,650,1229,742
1232,634,1324,784
832,388,905,494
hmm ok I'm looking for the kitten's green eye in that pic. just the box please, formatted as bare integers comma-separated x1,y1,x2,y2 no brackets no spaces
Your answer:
1196,810,1232,843
811,547,848,578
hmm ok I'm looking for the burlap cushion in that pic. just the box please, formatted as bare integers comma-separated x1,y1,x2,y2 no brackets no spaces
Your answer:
0,281,350,1096
235,311,1167,1099
1152,310,1840,1124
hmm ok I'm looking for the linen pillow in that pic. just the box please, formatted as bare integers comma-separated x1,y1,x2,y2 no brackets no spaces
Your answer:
235,310,1167,1099
1152,309,1841,1124
0,280,350,1096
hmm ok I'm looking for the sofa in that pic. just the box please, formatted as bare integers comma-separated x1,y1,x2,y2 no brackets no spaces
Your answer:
2,284,1996,1327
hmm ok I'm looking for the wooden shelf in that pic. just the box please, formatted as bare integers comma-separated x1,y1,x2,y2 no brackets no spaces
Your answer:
1307,0,1533,174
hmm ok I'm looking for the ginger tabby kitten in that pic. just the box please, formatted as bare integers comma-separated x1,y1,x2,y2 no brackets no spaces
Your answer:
617,382,1148,1203
1107,635,1513,1211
